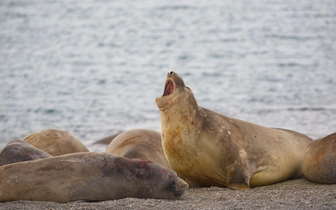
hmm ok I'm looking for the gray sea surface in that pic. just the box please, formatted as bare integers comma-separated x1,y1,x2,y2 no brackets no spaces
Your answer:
1,0,336,151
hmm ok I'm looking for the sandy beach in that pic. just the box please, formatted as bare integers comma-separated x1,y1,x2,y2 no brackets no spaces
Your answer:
1,178,335,210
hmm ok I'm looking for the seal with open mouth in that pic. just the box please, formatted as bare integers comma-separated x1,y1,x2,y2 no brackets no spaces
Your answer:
156,71,312,190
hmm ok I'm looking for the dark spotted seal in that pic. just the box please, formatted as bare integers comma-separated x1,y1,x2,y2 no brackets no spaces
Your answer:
155,71,312,190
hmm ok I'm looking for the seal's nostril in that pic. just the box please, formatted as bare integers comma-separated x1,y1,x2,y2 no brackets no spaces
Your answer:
169,71,174,75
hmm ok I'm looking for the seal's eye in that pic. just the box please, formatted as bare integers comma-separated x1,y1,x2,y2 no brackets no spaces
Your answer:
168,71,174,76
168,181,176,191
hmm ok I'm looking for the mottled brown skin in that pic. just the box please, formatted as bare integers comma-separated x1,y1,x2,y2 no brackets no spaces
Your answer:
302,132,336,184
0,140,51,166
24,129,89,156
105,129,170,168
156,71,312,190
0,152,188,202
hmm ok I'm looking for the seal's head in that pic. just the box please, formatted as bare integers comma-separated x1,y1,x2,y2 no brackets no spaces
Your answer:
149,165,189,199
156,71,194,111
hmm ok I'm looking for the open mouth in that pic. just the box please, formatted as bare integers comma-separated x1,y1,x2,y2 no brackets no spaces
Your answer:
162,80,174,96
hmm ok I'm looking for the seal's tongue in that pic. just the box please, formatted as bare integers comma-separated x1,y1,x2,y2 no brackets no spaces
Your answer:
163,81,174,96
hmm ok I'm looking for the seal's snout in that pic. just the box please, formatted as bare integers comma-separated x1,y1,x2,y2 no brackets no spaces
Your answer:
168,71,174,76
170,178,189,198
156,71,186,110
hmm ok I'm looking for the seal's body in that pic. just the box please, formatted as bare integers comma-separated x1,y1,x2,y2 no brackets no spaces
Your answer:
0,140,51,166
24,129,89,156
0,152,188,202
156,71,312,190
302,132,336,184
105,129,169,167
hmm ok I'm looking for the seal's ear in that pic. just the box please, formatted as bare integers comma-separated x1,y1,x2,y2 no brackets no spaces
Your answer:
186,86,191,90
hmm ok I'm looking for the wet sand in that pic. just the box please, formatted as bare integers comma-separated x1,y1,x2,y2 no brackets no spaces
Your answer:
1,178,336,210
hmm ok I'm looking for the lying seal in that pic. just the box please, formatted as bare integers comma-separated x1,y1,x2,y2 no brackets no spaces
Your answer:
105,129,169,168
24,129,89,156
0,140,51,166
155,71,312,190
302,132,336,184
0,152,188,202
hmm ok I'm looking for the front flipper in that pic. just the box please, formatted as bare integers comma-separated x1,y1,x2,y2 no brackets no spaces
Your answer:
226,162,251,190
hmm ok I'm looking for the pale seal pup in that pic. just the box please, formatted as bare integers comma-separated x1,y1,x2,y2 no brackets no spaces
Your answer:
0,152,188,202
24,129,89,156
155,71,312,190
105,129,169,168
302,132,336,184
0,140,51,166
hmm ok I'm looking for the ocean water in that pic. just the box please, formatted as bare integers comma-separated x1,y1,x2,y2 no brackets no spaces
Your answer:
1,0,336,151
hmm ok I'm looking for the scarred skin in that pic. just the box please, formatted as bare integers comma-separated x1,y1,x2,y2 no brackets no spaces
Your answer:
0,152,188,202
105,129,170,168
24,129,89,156
156,71,312,190
302,132,336,184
